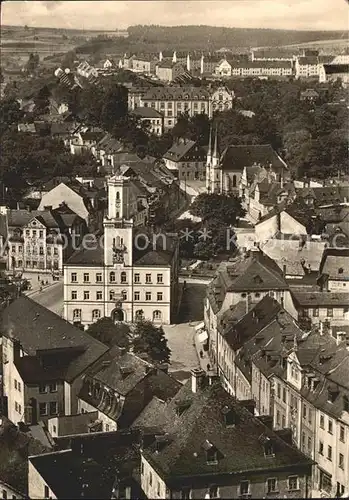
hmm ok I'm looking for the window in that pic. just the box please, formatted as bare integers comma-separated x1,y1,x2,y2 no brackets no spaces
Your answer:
308,408,312,424
73,309,81,321
92,309,101,321
44,485,49,499
328,419,333,434
153,310,162,321
303,404,307,419
71,272,77,282
146,292,151,301
288,476,299,491
39,384,48,393
49,402,58,415
307,436,312,451
240,480,250,495
134,273,140,283
2,491,7,500
53,247,58,256
327,308,333,317
47,247,51,256
121,290,127,301
157,292,163,301
327,445,332,461
105,424,109,432
141,462,144,475
39,246,44,255
313,308,319,317
267,478,277,493
319,440,324,455
96,291,102,300
282,387,287,403
39,403,48,416
180,489,191,500
110,271,116,282
84,291,90,300
14,379,17,390
208,485,219,499
320,414,324,429
320,471,332,493
49,383,57,393
96,273,102,282
276,410,280,426
71,290,77,300
282,414,286,428
83,273,90,283
340,425,345,442
109,290,115,301
277,383,281,399
134,291,140,301
149,472,152,487
121,271,127,283
146,273,152,283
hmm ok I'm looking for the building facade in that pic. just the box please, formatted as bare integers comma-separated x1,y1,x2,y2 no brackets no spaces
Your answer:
63,175,179,326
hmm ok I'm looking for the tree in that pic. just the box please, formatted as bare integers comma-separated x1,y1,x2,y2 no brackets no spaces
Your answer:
132,320,171,364
171,113,190,139
87,317,130,348
189,193,246,225
0,99,23,136
26,53,40,73
33,85,51,115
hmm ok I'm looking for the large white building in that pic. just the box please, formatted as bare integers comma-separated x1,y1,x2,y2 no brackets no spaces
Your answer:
63,174,179,327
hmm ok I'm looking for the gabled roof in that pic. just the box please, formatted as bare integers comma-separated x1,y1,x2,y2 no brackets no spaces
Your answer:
163,139,196,162
7,209,61,229
319,247,349,280
142,382,312,480
291,290,349,307
220,145,287,172
1,296,108,382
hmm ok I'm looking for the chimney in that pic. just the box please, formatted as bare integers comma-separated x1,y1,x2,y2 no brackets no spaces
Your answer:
191,368,205,393
13,338,21,364
246,294,252,314
276,210,281,232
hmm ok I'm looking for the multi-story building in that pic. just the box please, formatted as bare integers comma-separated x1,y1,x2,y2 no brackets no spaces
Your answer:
155,61,187,82
163,138,207,180
140,370,313,499
77,346,181,432
130,85,234,130
63,174,179,326
291,289,349,328
318,248,349,292
131,54,158,74
204,247,297,369
132,106,164,135
251,49,295,62
206,143,288,197
1,295,108,425
295,56,323,79
5,208,85,273
215,60,294,79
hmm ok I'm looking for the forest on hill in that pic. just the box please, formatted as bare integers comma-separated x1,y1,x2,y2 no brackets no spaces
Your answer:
127,24,347,50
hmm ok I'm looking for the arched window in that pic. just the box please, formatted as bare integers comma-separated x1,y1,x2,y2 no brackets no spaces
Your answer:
232,175,237,188
153,310,162,322
135,310,144,321
121,271,127,283
73,309,81,321
116,191,120,200
92,309,101,321
110,271,116,282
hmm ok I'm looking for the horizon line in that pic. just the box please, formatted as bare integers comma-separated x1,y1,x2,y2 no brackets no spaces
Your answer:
1,23,348,33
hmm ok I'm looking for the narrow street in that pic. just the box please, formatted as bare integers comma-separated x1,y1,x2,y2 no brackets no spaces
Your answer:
28,281,64,317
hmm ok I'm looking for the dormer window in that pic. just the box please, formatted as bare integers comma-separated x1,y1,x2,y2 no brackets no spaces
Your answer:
202,440,218,464
259,435,275,457
221,405,239,427
327,386,339,403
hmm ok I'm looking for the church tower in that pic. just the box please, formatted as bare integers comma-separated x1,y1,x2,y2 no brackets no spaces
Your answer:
208,125,221,194
205,126,213,192
103,175,133,268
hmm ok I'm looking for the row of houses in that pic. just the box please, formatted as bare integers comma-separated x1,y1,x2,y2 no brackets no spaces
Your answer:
0,295,315,498
202,244,349,498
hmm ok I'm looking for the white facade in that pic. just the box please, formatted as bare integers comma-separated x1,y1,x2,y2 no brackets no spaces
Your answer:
63,175,177,326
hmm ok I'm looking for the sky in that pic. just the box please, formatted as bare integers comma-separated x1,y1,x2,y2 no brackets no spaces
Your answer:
1,0,349,31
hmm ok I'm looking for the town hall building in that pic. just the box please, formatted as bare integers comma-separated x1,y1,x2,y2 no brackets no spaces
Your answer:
63,174,179,327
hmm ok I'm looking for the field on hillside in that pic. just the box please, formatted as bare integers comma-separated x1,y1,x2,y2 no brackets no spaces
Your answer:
280,38,349,52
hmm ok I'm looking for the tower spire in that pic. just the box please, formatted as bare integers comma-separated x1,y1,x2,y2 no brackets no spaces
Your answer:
207,125,212,160
213,124,219,160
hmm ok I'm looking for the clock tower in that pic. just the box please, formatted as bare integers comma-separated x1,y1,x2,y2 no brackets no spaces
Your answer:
103,175,133,268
